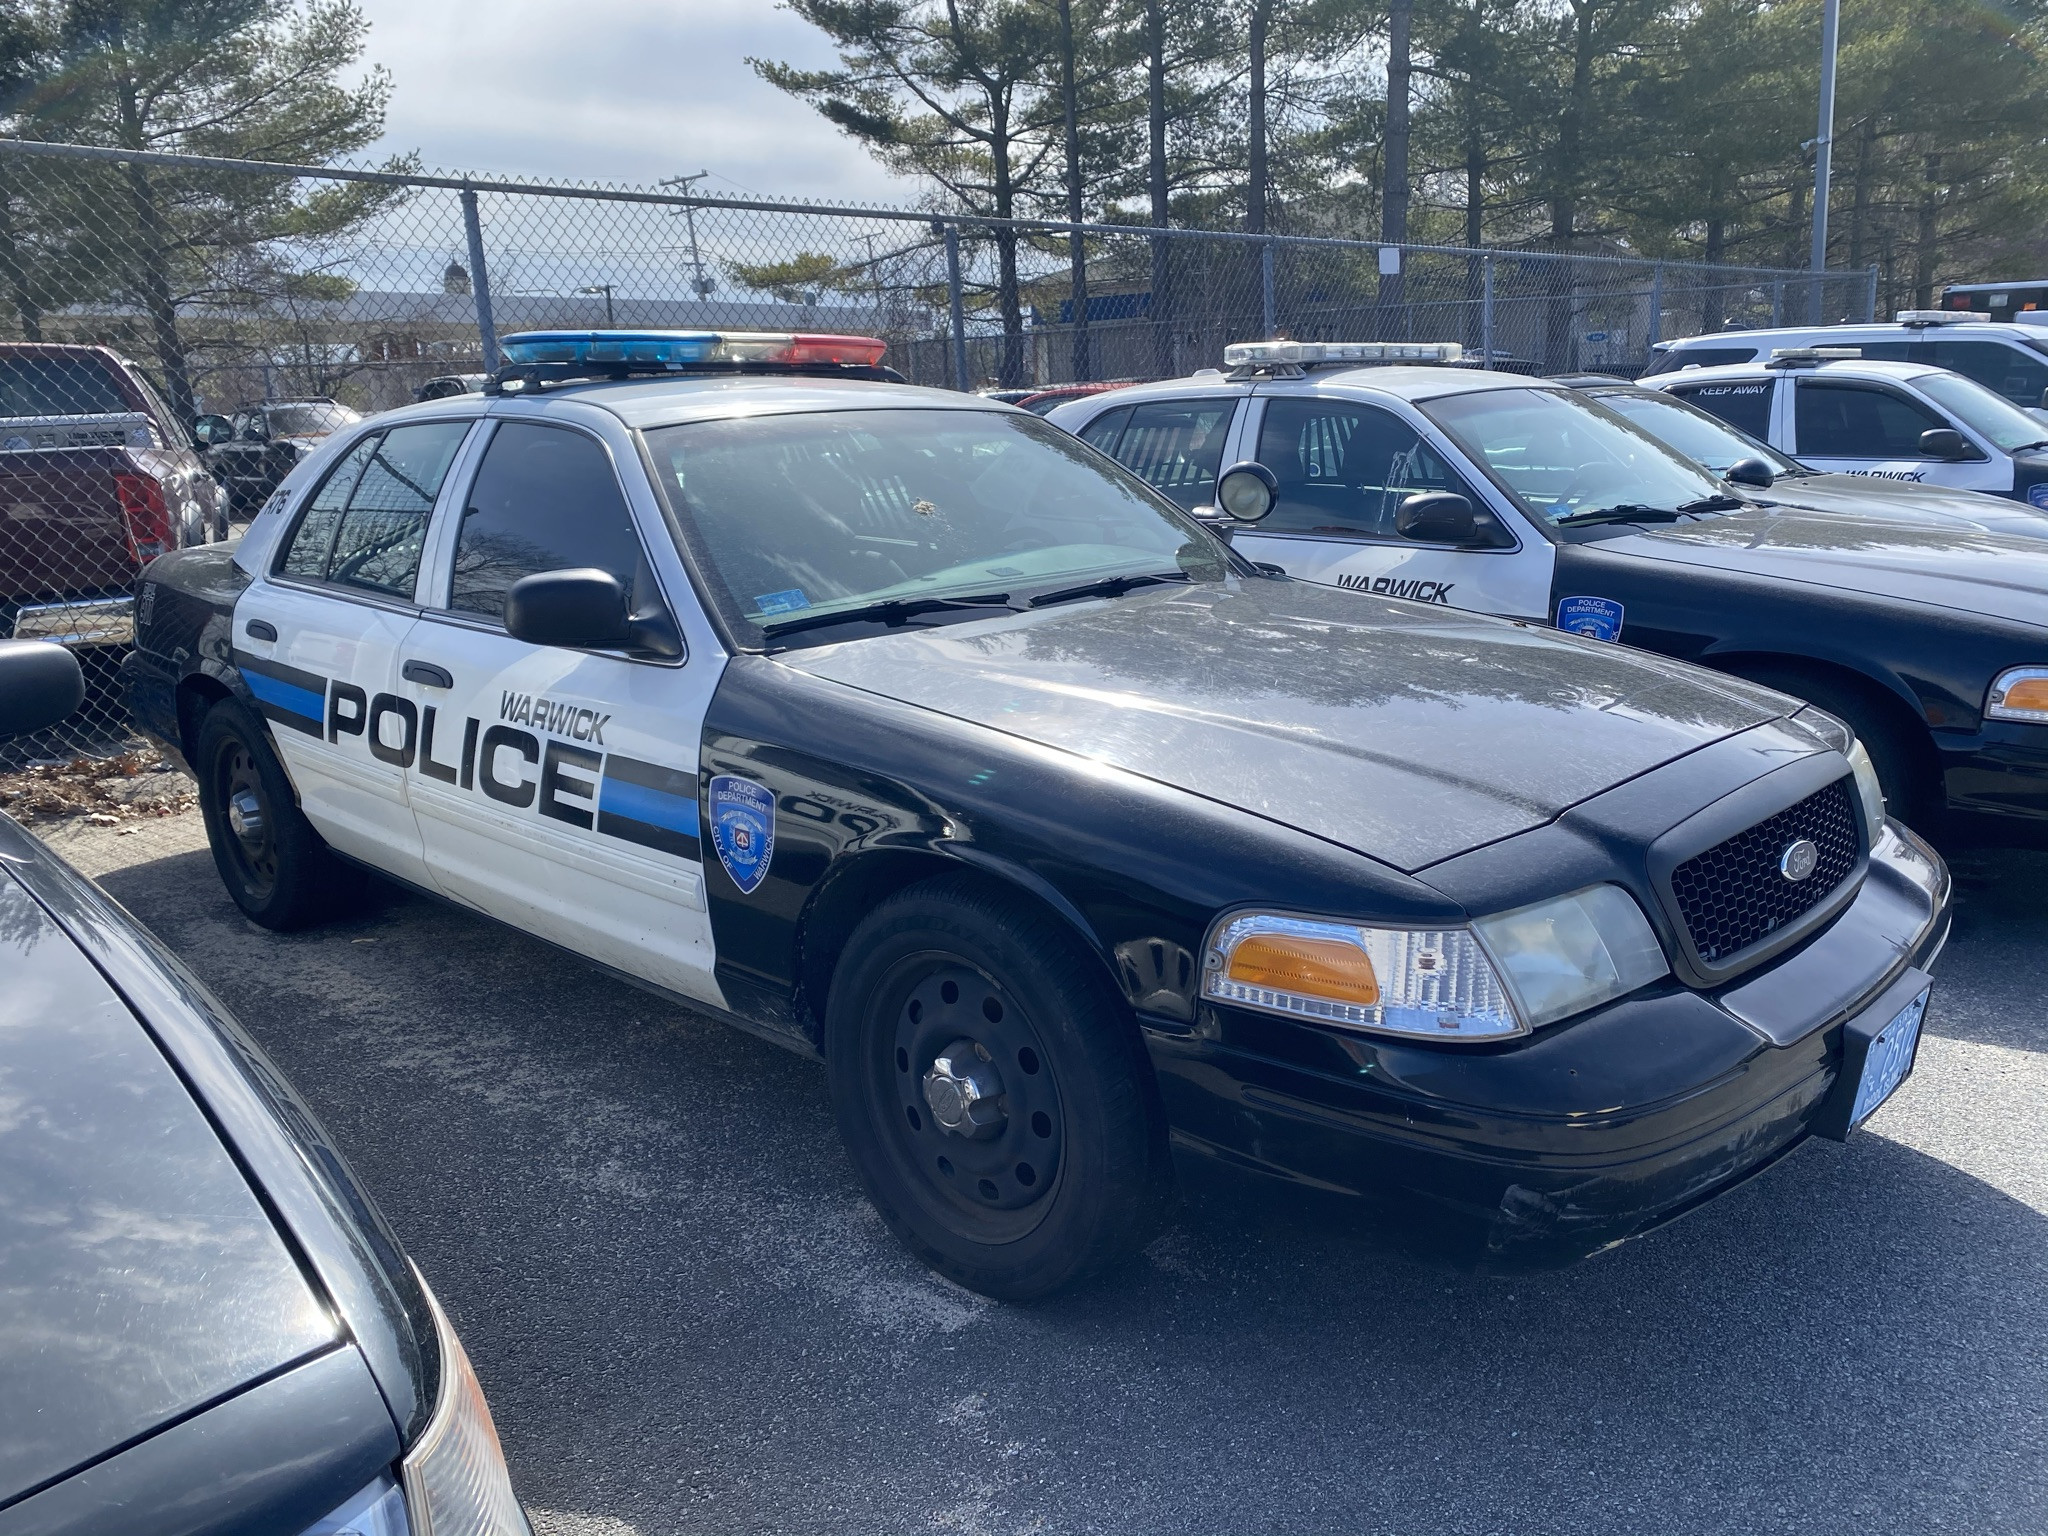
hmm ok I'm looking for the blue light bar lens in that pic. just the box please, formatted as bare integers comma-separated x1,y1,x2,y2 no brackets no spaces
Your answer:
498,330,723,367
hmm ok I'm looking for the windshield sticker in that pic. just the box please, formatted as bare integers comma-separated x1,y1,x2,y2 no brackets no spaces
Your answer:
1556,595,1624,642
754,588,811,616
709,775,777,895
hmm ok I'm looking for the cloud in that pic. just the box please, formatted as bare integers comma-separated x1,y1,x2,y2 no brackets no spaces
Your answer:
351,0,921,205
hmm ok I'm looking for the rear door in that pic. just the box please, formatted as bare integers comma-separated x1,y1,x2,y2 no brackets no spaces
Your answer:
233,419,475,887
1787,376,2010,494
1226,390,1552,617
400,413,724,1007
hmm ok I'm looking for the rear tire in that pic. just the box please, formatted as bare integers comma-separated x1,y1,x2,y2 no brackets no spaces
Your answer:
195,698,363,930
824,874,1171,1301
1729,661,1934,823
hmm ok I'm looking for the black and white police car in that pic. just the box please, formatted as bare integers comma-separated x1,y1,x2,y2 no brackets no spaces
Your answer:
1646,348,2048,504
1050,338,2048,827
128,329,1949,1299
1644,308,2048,413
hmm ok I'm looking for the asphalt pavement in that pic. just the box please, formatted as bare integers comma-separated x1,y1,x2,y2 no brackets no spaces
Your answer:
42,812,2048,1536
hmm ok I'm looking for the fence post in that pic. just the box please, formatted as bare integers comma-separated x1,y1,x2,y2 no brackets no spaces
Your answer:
1481,252,1495,364
1647,263,1663,356
460,186,498,373
1261,238,1277,337
1772,279,1784,327
939,220,969,391
1866,263,1879,322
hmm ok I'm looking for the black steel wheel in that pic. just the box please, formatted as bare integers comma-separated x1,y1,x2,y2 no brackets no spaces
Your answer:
195,697,363,930
826,873,1172,1300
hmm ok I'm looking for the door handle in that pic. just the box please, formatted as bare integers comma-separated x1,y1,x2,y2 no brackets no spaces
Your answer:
402,659,453,689
244,618,277,642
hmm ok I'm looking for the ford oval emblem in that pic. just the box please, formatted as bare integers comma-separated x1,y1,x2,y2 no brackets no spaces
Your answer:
1779,838,1820,882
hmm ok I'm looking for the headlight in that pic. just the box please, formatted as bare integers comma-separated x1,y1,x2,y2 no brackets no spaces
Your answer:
1203,889,1668,1040
402,1270,531,1536
1471,884,1669,1028
1986,665,2048,723
303,1474,409,1535
1846,739,1887,833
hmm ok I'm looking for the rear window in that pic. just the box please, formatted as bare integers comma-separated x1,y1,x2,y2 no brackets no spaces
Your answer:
0,355,130,417
1666,378,1774,438
1658,346,1761,372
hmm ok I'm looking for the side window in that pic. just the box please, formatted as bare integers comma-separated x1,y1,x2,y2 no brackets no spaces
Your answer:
1794,381,1946,459
1666,379,1774,438
1077,405,1131,453
1105,400,1234,511
277,423,470,596
1254,396,1479,539
1930,340,2048,409
447,422,647,622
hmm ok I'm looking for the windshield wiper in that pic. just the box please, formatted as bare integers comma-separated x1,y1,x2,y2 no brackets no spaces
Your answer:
1553,503,1685,527
1677,492,1749,514
758,591,1014,640
1026,570,1191,608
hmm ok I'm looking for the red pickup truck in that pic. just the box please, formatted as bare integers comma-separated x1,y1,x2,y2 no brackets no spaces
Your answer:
0,342,223,651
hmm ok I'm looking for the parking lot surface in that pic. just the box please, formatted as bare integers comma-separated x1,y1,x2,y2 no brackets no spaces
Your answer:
42,812,2048,1536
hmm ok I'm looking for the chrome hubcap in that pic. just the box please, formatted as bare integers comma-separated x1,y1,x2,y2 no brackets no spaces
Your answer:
922,1038,1007,1139
227,787,264,846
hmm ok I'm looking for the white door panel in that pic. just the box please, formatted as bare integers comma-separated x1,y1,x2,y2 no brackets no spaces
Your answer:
1230,531,1555,618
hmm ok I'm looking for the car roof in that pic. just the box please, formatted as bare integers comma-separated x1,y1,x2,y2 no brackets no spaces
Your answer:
1055,364,1544,415
1663,321,2046,347
1656,358,1943,386
497,373,1018,431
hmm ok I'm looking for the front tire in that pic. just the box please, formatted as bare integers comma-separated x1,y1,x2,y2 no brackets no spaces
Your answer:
824,874,1171,1301
195,698,363,930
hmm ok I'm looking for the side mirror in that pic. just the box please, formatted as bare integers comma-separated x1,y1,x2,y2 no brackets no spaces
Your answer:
1214,461,1278,523
0,639,85,738
1396,491,1481,544
192,414,232,448
503,567,683,659
1919,427,1970,461
1725,456,1776,489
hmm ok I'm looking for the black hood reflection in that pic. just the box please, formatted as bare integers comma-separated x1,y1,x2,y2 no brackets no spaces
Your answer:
785,577,1789,870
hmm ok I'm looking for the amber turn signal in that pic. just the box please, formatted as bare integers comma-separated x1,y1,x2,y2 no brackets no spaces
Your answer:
1225,933,1381,1005
1999,677,2048,714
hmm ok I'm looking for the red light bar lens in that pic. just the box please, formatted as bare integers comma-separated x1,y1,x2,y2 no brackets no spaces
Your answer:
787,334,887,366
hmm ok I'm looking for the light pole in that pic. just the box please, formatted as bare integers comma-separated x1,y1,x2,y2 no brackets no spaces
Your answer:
576,283,616,325
660,171,715,299
1808,0,1841,322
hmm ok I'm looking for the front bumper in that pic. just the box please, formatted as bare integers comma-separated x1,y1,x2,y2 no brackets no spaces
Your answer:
1938,720,2048,820
1144,823,1951,1269
5,592,134,646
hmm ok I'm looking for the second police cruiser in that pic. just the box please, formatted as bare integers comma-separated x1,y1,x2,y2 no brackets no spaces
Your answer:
1052,340,2048,828
129,329,1948,1299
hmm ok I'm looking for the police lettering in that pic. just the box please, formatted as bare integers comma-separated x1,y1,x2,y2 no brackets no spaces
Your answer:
1335,574,1456,604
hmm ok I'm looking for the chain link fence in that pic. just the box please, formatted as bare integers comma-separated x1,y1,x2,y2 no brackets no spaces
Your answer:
0,136,1871,762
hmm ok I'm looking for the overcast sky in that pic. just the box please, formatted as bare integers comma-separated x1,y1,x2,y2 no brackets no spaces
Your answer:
351,0,920,205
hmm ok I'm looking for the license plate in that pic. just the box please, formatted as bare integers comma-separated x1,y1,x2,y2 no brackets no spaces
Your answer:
1850,988,1928,1128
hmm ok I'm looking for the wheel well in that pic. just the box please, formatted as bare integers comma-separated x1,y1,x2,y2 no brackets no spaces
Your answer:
795,850,1118,1050
174,674,232,763
1712,652,1937,783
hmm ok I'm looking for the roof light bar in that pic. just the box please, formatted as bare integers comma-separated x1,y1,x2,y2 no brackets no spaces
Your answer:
1765,346,1862,368
497,329,888,369
1898,309,1987,326
1222,339,1463,368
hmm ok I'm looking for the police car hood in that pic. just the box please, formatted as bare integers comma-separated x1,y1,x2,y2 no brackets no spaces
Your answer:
0,864,335,1502
786,577,1789,870
1759,474,2048,540
1593,507,2048,628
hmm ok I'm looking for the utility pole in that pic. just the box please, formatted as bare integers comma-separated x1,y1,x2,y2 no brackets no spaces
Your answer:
1808,0,1840,322
661,171,714,299
577,283,616,325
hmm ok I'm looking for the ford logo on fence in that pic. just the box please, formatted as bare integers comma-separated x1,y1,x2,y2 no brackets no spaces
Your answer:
1779,838,1820,882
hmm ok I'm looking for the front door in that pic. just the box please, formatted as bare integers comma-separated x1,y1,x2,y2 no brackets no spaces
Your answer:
1227,393,1553,618
232,419,474,887
1789,376,2012,495
401,418,722,1007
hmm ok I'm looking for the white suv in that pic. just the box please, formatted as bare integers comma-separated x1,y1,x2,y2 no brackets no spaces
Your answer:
1644,311,2048,413
1646,352,2048,505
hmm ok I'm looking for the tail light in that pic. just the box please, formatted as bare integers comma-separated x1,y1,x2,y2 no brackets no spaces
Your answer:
115,471,172,563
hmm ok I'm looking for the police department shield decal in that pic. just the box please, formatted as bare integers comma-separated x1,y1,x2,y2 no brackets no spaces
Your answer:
708,775,776,894
1556,594,1624,642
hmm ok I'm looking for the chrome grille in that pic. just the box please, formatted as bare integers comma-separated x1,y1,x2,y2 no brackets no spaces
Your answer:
1670,778,1861,964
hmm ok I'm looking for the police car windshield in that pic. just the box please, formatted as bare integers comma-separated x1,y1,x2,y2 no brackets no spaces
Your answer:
1592,389,1806,478
644,408,1229,639
1913,371,2048,453
1420,386,1729,524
